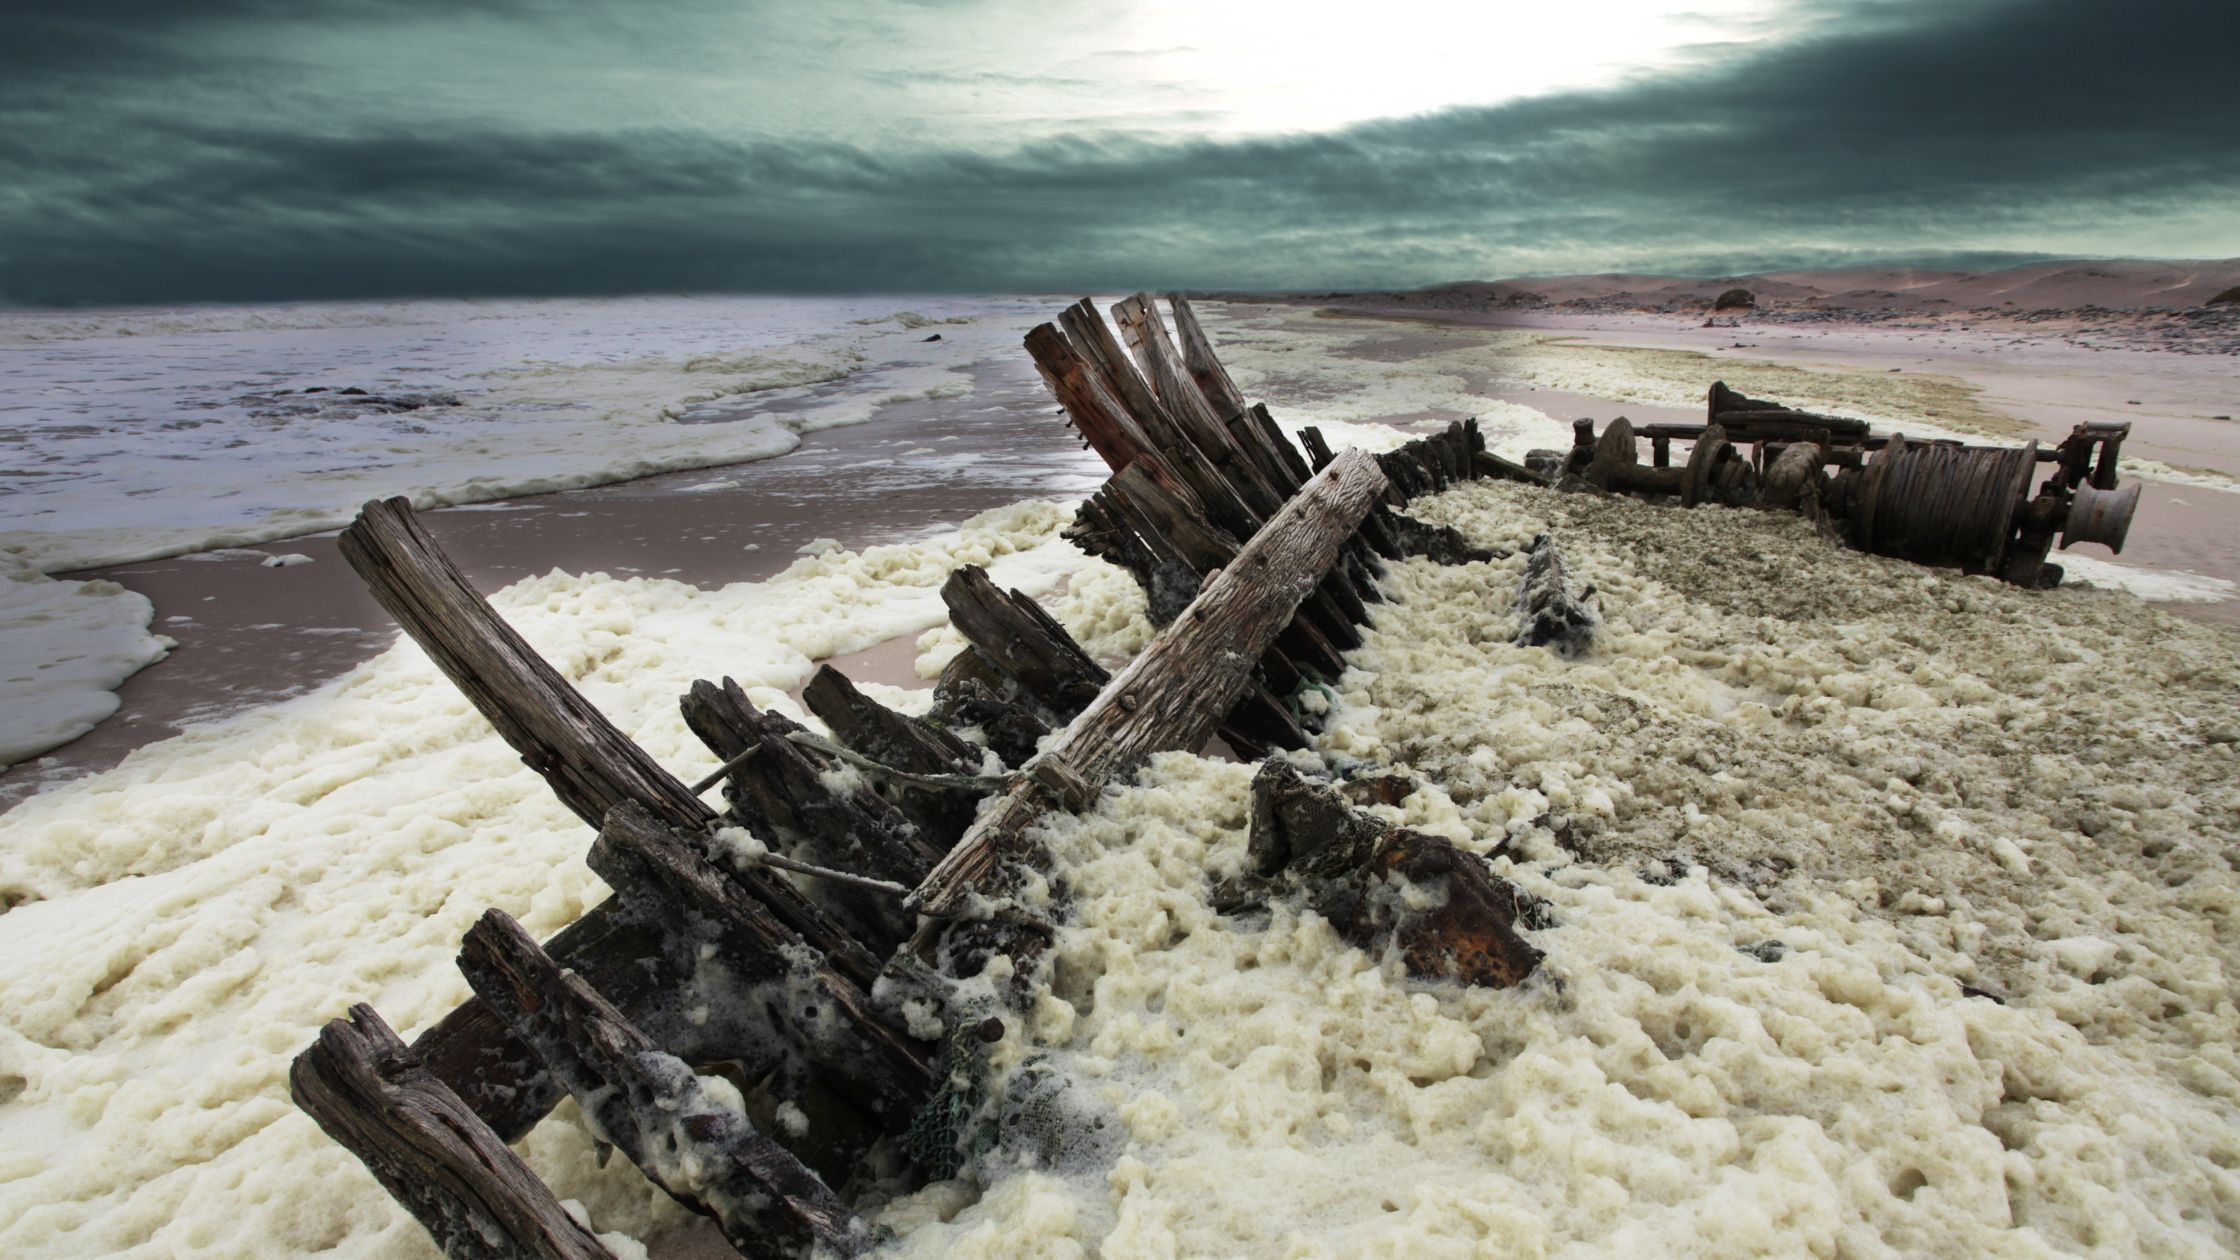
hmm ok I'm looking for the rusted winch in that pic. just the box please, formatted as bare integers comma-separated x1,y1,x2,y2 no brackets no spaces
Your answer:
1529,384,2139,588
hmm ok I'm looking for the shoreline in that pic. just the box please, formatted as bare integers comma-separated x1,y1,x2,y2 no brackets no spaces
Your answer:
0,358,1105,811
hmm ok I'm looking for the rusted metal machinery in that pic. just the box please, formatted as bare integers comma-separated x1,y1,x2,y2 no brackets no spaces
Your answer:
1522,381,2139,587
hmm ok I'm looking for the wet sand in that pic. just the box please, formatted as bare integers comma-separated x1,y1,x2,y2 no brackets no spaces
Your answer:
0,360,1103,811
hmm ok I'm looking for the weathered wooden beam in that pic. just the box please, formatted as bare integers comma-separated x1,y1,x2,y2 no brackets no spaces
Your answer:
910,449,1390,918
1176,300,1386,578
941,566,1109,721
1112,295,1381,626
682,678,936,954
1034,310,1264,545
1023,323,1160,472
584,803,935,1130
460,911,873,1260
1300,427,1407,559
1059,300,1177,451
802,665,986,847
1070,484,1204,626
338,496,707,831
1169,294,1251,423
1113,293,1289,520
1109,458,1349,679
291,1005,621,1260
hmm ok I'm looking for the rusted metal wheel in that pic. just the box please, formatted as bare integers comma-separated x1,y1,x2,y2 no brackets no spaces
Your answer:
2062,480,2141,554
1680,424,1731,508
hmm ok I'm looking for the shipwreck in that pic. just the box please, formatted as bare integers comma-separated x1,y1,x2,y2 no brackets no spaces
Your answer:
288,295,2140,1257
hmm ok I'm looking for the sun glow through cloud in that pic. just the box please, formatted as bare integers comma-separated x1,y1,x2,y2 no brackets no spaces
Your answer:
3,0,2233,302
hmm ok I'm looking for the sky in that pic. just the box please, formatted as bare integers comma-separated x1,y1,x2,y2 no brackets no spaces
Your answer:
2,0,2235,305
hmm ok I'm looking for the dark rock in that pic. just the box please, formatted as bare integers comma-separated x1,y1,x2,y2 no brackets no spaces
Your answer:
1713,287,1756,311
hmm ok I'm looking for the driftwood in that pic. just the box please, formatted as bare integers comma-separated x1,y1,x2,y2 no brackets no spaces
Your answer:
1109,458,1348,679
1240,760,1541,989
460,910,873,1260
910,448,1390,920
938,556,1306,761
292,1006,621,1260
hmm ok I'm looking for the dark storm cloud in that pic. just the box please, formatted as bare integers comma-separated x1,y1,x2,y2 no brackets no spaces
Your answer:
1,0,2233,304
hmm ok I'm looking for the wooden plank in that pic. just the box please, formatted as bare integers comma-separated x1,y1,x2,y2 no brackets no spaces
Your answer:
1112,293,1288,520
1155,302,1379,582
1072,483,1205,625
910,449,1389,917
1111,295,1381,628
1023,323,1159,472
291,1005,620,1260
1060,300,1176,450
460,911,873,1260
1301,427,1406,558
1169,294,1251,422
1110,458,1348,679
1248,403,1318,493
338,496,706,831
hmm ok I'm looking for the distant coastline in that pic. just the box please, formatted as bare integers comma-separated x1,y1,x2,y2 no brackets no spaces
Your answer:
1203,257,2240,356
